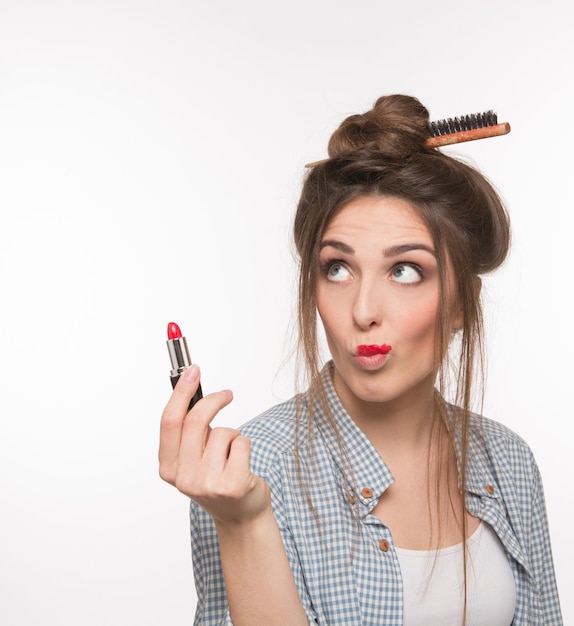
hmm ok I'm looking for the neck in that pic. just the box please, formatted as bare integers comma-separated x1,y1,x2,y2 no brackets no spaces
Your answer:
333,369,439,459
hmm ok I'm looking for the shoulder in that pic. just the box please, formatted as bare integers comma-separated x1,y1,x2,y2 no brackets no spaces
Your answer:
468,412,541,484
471,413,533,456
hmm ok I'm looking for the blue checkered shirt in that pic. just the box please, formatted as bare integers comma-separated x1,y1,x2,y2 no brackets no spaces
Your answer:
189,364,562,625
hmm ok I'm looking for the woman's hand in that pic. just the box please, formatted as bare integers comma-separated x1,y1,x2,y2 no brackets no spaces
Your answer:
159,364,271,527
160,365,310,625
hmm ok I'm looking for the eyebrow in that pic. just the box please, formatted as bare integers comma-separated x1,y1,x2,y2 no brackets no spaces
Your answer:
319,240,436,257
319,240,354,254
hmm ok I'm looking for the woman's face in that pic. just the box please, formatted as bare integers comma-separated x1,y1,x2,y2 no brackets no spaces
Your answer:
316,195,460,412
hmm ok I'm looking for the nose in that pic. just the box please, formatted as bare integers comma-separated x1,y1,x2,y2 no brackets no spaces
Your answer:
353,278,382,330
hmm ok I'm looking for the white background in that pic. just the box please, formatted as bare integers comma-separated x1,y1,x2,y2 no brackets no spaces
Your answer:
0,1,571,624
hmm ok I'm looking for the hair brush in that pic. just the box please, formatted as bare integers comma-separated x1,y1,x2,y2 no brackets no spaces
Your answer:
426,110,510,148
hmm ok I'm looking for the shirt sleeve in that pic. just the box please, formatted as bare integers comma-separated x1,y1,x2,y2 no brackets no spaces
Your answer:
528,459,563,625
264,464,319,623
189,469,319,625
190,500,231,626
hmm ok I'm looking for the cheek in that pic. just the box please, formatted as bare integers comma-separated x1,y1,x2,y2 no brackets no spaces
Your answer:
399,299,440,342
317,301,338,341
316,291,327,326
316,290,346,348
316,287,337,327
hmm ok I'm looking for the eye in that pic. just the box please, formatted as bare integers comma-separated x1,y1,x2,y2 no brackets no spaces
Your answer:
324,261,352,282
390,263,423,284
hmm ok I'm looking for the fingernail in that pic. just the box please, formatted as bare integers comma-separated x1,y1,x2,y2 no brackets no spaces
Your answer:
182,364,200,383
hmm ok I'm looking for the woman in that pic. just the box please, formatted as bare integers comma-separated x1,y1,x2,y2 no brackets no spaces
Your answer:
159,95,562,625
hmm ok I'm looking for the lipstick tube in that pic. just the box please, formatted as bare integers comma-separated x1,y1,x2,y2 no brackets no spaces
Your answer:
166,323,203,410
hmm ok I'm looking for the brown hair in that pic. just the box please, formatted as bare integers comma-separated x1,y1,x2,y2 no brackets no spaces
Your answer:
292,94,511,606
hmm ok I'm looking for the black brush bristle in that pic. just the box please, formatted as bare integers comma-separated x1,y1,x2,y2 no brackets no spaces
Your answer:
428,110,499,137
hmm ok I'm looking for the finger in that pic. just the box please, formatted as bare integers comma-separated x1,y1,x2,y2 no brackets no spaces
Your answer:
201,427,242,475
224,435,254,489
177,427,241,496
179,390,234,464
171,364,203,416
159,365,202,480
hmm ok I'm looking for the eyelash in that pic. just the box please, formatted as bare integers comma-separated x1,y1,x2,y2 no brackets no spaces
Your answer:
320,259,348,278
392,261,426,282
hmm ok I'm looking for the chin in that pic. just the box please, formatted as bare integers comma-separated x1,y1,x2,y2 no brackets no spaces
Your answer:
344,375,397,405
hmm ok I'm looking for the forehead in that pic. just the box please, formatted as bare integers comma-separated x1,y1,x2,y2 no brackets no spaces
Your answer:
322,195,432,245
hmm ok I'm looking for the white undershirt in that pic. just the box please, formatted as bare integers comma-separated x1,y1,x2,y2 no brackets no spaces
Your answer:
395,523,516,626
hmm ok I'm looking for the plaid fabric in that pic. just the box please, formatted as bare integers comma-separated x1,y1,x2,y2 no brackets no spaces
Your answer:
190,364,562,625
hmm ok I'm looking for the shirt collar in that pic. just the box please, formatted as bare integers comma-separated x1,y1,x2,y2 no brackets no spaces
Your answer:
311,363,394,509
445,404,501,501
310,365,502,509
458,415,531,573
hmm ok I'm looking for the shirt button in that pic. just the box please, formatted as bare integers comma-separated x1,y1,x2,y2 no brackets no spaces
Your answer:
485,483,495,495
347,493,355,505
379,539,389,552
361,487,374,499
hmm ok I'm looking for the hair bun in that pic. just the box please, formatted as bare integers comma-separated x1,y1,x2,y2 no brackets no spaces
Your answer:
327,94,430,160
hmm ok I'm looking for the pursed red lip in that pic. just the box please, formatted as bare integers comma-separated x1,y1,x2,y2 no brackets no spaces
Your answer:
356,344,392,356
